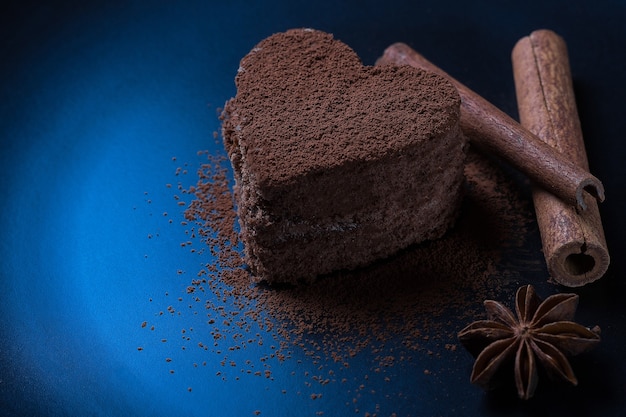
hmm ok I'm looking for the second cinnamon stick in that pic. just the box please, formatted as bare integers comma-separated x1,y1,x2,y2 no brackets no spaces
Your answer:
512,29,610,286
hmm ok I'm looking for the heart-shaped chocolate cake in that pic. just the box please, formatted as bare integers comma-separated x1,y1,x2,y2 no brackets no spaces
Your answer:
222,28,467,284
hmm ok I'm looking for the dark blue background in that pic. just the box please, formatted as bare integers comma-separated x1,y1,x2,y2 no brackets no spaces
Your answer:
1,1,625,416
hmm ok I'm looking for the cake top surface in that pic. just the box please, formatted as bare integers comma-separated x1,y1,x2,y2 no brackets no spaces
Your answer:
223,28,460,189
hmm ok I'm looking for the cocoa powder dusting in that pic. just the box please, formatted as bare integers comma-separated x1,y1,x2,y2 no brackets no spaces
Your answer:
142,143,534,414
223,29,466,284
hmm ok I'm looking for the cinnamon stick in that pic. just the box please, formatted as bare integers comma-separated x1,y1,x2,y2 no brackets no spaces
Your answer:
376,43,605,211
512,29,609,286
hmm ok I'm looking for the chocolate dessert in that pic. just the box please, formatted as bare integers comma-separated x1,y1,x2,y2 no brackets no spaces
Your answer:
222,28,467,284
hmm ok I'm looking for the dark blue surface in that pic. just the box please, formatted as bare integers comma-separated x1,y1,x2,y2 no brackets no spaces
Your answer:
2,1,626,416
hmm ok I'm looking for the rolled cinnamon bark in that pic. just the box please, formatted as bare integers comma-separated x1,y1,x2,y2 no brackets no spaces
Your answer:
376,43,604,211
512,29,609,286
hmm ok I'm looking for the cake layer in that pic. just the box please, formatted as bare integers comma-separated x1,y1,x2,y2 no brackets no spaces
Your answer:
222,28,467,284
242,126,465,283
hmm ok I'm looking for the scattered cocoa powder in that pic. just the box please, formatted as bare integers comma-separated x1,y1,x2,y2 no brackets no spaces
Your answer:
142,144,534,414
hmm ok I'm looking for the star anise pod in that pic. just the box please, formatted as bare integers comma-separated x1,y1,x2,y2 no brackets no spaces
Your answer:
458,285,601,399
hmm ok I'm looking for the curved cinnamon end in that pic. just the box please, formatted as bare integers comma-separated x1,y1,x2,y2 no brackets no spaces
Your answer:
577,177,605,211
